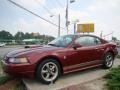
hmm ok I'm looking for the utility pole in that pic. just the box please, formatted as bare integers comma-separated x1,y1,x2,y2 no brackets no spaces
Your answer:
73,19,79,34
50,14,61,37
58,14,60,37
66,0,69,35
100,31,103,38
74,23,76,34
66,0,75,35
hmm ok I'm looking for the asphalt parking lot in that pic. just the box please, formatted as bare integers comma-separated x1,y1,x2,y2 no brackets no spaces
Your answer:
0,45,24,58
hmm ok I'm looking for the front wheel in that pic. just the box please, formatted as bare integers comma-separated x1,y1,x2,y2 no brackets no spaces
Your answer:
36,59,61,84
103,52,114,69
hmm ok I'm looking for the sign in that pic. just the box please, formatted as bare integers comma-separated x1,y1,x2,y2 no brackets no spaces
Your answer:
32,33,40,37
77,23,94,33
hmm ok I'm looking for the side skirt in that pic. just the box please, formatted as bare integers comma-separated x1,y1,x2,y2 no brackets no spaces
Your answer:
63,64,102,74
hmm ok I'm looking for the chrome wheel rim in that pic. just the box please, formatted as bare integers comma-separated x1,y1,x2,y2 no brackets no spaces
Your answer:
41,62,58,82
106,54,113,67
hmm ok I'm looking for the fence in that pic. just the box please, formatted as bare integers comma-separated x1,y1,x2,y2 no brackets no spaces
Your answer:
0,39,49,45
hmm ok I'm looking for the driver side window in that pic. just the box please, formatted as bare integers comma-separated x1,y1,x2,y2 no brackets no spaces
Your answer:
75,36,96,46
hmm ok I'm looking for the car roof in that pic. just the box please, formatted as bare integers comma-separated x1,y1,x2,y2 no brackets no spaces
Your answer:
67,34,99,38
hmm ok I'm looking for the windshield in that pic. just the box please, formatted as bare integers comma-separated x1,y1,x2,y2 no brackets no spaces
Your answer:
48,35,76,47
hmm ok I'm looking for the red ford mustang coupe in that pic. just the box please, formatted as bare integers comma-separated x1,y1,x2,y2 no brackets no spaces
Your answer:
2,34,118,84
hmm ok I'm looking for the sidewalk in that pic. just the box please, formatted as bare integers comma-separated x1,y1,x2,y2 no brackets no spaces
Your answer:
23,59,120,90
60,78,107,90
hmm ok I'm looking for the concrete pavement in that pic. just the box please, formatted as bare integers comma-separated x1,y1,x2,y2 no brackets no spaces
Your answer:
23,59,120,90
117,48,120,55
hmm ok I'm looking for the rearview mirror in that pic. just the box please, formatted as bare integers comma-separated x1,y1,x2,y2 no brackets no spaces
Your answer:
72,43,82,50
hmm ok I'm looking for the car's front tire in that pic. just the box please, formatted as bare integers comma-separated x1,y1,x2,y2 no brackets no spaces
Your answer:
36,59,61,84
103,52,114,69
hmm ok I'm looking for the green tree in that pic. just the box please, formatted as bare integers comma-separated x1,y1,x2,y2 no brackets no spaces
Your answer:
112,37,117,41
24,33,32,39
14,31,24,40
0,30,13,40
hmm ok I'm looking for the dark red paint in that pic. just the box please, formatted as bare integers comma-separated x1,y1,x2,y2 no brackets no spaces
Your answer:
2,35,118,78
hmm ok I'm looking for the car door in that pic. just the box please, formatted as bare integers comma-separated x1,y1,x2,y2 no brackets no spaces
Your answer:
93,37,106,60
73,36,102,67
64,36,104,72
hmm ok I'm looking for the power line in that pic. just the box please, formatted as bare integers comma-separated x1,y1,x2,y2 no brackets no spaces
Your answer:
0,25,8,30
34,0,54,16
42,6,53,15
55,0,65,8
48,0,63,14
103,32,114,37
54,0,65,12
7,0,65,30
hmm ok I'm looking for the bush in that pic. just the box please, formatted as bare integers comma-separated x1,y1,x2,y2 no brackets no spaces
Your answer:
0,58,14,85
0,59,3,67
105,65,120,90
0,58,4,74
12,80,26,90
0,75,13,85
117,55,120,59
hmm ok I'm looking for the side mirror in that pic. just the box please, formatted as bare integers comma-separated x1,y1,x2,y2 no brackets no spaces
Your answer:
72,43,82,50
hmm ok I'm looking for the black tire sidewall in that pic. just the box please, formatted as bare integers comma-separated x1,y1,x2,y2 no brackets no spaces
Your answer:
36,59,61,84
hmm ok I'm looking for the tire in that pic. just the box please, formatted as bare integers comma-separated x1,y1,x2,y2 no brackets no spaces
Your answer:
102,52,114,69
36,59,61,84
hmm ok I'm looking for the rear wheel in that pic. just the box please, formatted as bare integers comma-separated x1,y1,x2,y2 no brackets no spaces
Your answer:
36,59,61,84
103,52,114,69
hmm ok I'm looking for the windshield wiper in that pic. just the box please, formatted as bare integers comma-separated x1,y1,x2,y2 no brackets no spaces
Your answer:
48,44,59,47
48,44,56,46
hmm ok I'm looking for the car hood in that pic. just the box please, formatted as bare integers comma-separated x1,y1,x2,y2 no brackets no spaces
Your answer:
6,45,63,57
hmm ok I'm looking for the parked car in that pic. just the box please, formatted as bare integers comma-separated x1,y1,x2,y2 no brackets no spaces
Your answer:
0,43,6,47
2,34,118,84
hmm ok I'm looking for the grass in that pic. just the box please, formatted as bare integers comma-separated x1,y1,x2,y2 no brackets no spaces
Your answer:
11,80,26,90
105,65,120,90
0,58,26,90
0,58,13,85
0,75,13,85
117,55,120,59
0,57,3,74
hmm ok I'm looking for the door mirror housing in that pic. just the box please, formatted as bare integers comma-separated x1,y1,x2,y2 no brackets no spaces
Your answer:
72,43,82,50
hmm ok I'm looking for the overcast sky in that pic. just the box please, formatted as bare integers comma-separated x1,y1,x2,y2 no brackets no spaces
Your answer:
0,0,120,39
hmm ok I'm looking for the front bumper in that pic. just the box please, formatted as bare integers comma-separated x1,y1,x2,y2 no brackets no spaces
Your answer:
2,60,35,78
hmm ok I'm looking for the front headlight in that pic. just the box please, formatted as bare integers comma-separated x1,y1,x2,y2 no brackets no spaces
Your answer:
9,58,28,64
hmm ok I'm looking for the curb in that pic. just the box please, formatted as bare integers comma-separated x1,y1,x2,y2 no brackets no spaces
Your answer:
22,79,30,90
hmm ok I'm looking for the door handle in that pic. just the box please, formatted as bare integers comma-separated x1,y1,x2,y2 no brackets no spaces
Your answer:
100,48,104,50
95,48,100,52
95,48,104,51
95,48,99,50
